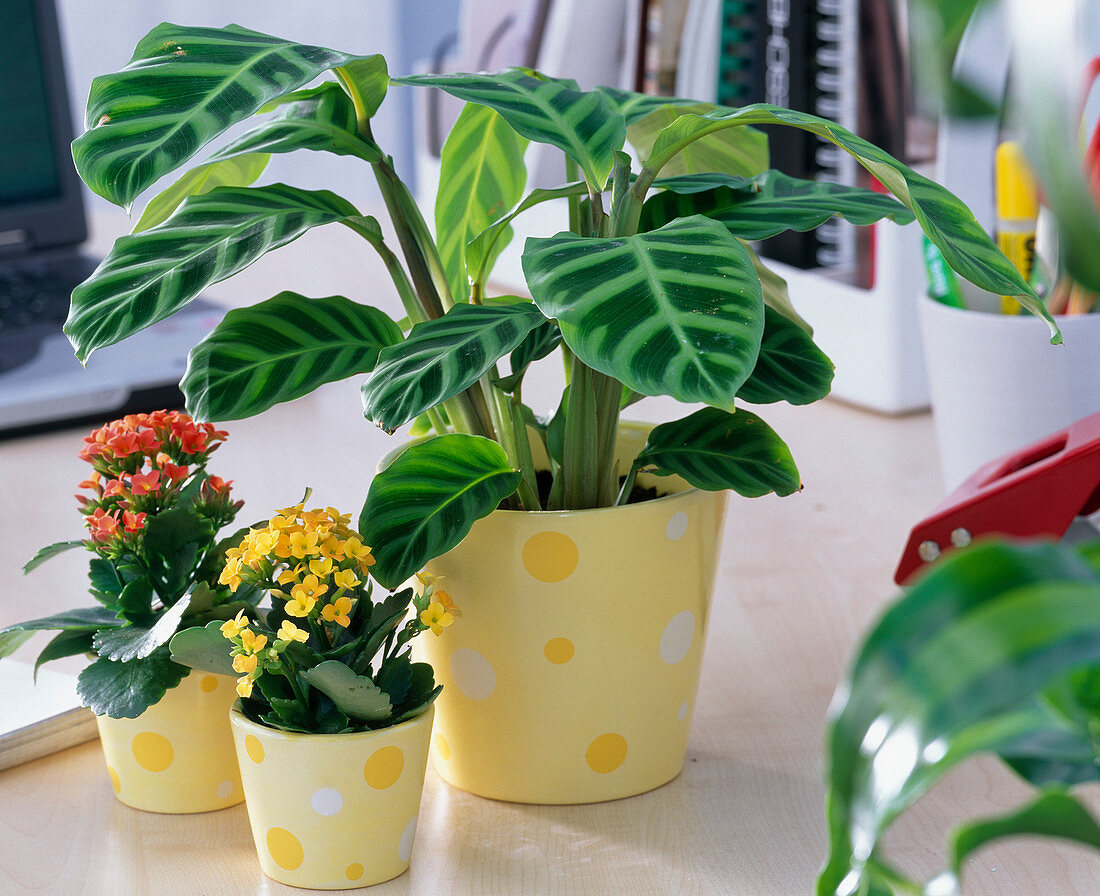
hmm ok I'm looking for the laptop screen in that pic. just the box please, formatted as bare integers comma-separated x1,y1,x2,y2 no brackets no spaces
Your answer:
0,2,62,206
0,0,86,250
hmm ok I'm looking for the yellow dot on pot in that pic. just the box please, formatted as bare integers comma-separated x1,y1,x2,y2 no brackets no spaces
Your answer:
267,827,304,871
586,733,627,774
199,675,218,693
244,734,265,764
522,531,579,583
544,637,575,664
108,766,121,794
345,863,364,882
131,731,174,772
364,745,404,790
434,733,450,760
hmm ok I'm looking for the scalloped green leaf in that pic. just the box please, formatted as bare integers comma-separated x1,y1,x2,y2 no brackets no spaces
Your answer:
522,215,764,407
436,102,528,301
168,621,238,678
23,540,85,574
76,649,189,718
359,434,521,589
397,69,624,189
92,593,192,662
184,292,402,421
73,23,370,207
66,184,359,362
633,407,800,496
362,303,548,433
301,660,392,721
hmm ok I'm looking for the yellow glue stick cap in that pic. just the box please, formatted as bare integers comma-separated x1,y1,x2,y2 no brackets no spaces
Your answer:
995,141,1039,220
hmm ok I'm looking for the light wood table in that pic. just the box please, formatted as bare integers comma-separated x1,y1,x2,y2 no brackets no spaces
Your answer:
2,220,1099,894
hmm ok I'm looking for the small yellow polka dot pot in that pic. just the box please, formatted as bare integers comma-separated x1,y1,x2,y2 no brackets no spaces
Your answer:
230,702,434,890
94,671,243,813
416,424,728,804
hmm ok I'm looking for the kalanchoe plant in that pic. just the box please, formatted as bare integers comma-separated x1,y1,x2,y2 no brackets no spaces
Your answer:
169,505,450,734
64,24,1059,591
0,410,256,717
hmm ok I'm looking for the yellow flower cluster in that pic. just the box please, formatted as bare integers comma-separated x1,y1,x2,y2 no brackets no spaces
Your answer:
415,572,462,635
221,610,309,698
219,504,375,623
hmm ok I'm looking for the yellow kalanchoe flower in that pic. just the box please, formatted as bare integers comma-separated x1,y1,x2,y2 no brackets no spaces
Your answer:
239,628,268,655
233,652,258,675
421,600,455,636
321,594,354,627
333,567,360,590
236,676,253,698
277,620,309,643
220,609,249,639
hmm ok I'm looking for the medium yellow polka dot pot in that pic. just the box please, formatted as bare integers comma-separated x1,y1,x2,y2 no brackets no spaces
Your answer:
94,671,243,813
230,703,434,890
416,424,728,804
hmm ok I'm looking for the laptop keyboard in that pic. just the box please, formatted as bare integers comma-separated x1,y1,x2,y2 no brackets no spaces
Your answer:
0,254,99,372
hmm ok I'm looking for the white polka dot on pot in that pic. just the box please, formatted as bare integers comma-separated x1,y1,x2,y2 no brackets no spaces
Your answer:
311,787,343,816
666,511,689,541
398,815,419,864
449,648,496,700
660,611,695,664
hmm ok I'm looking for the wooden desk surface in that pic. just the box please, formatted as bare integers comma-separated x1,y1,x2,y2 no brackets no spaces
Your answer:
2,220,1098,894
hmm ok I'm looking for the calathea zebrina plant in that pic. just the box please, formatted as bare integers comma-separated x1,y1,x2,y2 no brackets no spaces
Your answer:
65,24,1058,590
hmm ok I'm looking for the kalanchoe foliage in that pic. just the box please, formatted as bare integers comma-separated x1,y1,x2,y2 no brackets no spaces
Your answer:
1,411,255,718
175,505,450,734
63,24,1059,591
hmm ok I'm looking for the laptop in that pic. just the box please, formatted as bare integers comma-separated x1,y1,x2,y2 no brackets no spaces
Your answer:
0,0,222,436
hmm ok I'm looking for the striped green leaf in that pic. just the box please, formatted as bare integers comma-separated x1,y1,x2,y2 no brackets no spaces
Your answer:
736,307,834,405
333,55,389,120
642,104,1058,336
132,153,270,233
436,102,529,302
819,541,1100,896
209,82,380,164
632,407,800,496
495,319,562,392
640,171,915,239
747,245,812,333
66,184,359,362
73,23,370,208
465,182,587,289
596,87,699,125
628,103,769,179
396,69,625,189
183,292,402,421
363,303,548,433
522,215,764,407
359,434,521,589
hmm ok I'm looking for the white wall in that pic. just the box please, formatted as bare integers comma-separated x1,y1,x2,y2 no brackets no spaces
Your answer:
55,1,460,211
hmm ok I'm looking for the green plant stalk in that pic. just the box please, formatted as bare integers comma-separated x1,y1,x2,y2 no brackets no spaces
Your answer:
509,390,542,510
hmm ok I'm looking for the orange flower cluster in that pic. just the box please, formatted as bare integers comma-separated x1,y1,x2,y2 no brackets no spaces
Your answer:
75,410,238,554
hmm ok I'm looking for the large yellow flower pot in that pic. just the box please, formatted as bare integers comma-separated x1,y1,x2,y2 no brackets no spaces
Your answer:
94,671,242,813
417,427,728,804
230,703,434,890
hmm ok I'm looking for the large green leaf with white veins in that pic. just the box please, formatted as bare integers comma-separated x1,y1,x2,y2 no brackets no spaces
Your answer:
818,541,1100,896
73,23,372,208
436,102,528,302
363,303,548,433
522,215,764,407
133,153,271,232
632,407,800,496
737,307,834,405
628,103,770,179
640,171,915,239
396,69,625,190
184,292,402,421
641,103,1059,337
359,434,521,589
209,82,380,164
66,184,359,362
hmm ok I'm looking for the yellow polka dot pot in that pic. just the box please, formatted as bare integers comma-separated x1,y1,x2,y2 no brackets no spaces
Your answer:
416,424,728,804
94,671,243,813
230,702,434,889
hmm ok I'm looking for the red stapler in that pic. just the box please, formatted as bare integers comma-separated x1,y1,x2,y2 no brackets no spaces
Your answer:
895,410,1100,584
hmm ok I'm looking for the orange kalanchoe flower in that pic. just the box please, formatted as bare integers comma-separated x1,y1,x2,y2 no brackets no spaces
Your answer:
129,470,160,495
